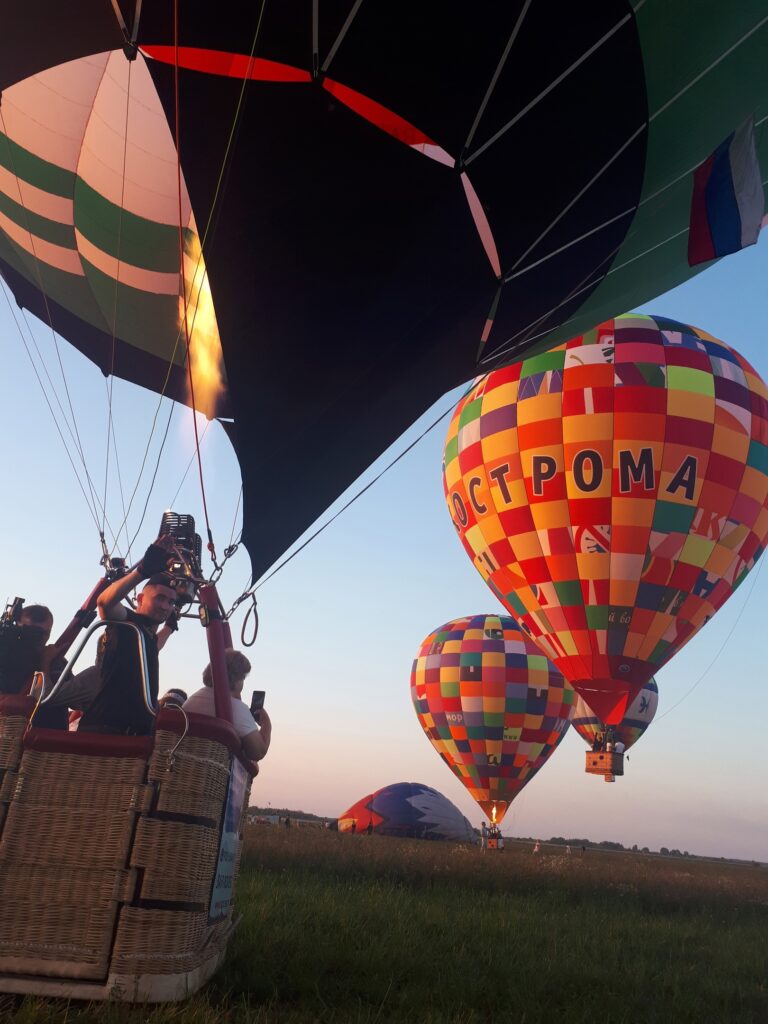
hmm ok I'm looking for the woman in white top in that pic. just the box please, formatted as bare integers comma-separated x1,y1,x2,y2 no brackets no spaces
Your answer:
183,649,272,762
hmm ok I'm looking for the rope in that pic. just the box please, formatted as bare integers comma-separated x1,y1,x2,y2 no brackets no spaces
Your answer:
174,0,214,561
2,282,104,533
654,557,764,724
114,1,268,566
167,420,212,510
224,388,471,626
102,55,134,545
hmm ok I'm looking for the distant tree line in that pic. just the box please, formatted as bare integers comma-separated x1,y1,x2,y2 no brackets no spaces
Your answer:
250,805,327,823
532,837,694,857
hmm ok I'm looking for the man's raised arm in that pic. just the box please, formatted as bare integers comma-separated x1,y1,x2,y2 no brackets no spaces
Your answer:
97,536,175,620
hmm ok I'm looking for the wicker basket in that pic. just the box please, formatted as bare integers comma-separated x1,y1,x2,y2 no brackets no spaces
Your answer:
0,713,253,1000
0,716,27,772
111,908,224,977
585,750,624,777
131,817,221,904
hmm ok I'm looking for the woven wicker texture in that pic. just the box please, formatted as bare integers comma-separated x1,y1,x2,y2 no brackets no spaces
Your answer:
0,716,27,770
6,776,153,813
150,731,230,804
1,804,137,869
0,864,137,904
18,749,148,786
111,909,217,976
0,901,117,978
132,818,220,903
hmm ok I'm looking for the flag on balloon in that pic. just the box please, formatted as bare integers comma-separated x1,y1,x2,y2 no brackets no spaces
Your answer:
688,119,764,266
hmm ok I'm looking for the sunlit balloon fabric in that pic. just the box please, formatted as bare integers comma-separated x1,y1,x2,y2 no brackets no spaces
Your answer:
1,7,767,581
337,782,475,842
411,615,572,824
444,316,768,725
572,677,658,751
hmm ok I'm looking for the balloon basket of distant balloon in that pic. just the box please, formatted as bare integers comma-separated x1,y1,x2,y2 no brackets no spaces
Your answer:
0,698,253,1002
486,825,504,851
585,750,624,782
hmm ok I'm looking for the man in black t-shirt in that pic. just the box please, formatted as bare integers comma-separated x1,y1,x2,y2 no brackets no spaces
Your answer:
79,537,179,736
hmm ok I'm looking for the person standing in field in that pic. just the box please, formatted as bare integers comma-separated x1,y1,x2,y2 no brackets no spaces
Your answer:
533,840,540,854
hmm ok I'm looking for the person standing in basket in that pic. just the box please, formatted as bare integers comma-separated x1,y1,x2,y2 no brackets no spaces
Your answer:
79,536,179,737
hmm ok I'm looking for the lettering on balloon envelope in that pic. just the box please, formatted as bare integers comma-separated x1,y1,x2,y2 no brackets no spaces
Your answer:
443,315,768,723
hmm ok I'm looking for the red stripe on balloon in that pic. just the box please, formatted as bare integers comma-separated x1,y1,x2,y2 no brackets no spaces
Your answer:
141,46,312,82
323,78,435,147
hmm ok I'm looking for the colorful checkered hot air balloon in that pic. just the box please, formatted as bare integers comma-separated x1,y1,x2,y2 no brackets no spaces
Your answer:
443,315,768,725
572,677,658,753
410,614,573,824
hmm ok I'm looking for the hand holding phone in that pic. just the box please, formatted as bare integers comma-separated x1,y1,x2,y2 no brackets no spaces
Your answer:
250,690,265,723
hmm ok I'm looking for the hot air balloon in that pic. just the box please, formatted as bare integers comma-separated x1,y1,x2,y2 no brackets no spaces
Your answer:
0,6,766,580
443,315,768,725
573,676,658,782
411,614,573,825
573,676,658,753
1,5,768,1003
338,782,475,842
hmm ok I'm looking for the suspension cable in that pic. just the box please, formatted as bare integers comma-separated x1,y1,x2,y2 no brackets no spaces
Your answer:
102,54,134,545
2,283,104,534
654,557,764,724
113,4,267,562
224,395,462,625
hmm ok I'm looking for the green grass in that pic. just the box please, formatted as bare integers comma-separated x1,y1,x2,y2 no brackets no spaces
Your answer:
3,828,767,1023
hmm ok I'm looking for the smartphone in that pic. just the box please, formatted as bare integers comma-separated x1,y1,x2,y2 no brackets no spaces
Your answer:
250,690,265,723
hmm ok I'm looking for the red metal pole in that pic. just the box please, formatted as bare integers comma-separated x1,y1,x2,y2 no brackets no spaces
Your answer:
199,582,233,725
51,577,111,657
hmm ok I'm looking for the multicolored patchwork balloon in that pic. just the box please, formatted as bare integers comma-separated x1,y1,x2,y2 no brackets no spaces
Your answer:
410,614,573,824
443,315,768,724
572,677,658,752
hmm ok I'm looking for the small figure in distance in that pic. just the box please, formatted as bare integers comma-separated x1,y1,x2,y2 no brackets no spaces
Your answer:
592,731,604,752
480,821,487,850
183,649,272,763
79,535,179,736
366,819,373,836
614,738,626,755
532,840,541,854
285,815,291,828
350,820,356,834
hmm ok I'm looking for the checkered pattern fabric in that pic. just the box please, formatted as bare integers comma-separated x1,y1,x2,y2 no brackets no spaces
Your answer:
443,315,768,725
571,677,658,751
410,614,572,824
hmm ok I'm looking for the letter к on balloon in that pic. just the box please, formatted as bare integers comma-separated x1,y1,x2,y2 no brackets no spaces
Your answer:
443,315,768,724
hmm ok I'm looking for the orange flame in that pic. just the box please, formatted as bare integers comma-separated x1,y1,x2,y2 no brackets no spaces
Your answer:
180,232,225,419
491,804,497,824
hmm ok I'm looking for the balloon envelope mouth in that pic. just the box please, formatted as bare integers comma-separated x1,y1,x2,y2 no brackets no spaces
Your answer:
479,800,509,825
570,682,636,725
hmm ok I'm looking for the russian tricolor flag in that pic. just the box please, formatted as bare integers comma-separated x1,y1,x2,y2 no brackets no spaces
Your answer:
688,119,765,267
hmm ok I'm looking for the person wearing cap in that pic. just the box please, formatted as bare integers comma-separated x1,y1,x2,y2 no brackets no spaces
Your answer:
79,536,180,736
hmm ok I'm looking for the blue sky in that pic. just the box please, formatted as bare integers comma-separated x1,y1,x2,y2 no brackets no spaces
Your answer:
1,237,767,860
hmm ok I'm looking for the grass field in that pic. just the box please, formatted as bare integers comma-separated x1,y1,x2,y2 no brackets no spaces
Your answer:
4,826,767,1023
